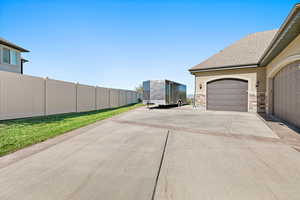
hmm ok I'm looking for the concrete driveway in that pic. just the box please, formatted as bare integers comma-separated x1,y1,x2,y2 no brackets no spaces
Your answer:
0,106,300,200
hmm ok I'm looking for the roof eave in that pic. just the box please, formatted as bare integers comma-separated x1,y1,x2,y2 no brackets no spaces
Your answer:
189,64,258,74
0,41,30,52
260,3,300,66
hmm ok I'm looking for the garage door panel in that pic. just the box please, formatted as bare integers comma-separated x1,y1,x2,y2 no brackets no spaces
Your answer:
208,105,247,112
208,99,247,105
208,99,248,104
208,103,248,108
208,84,248,89
207,95,247,101
207,79,248,112
208,89,247,95
208,81,247,86
274,61,300,128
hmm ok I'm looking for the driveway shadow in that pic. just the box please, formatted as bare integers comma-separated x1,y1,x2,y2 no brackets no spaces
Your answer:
258,113,300,135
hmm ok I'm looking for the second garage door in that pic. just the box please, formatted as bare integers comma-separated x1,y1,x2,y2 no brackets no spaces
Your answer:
273,60,300,128
207,79,248,112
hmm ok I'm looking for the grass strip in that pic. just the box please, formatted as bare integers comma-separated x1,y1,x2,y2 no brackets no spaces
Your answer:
0,104,143,157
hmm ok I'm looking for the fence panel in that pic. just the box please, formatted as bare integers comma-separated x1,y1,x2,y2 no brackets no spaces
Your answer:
109,89,120,108
126,91,130,105
77,84,96,112
129,91,133,104
0,71,45,120
46,78,76,115
96,87,110,109
120,90,127,106
130,91,135,104
0,71,138,120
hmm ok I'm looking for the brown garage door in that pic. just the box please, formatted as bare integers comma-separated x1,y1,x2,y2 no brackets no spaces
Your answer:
273,60,300,128
207,79,248,112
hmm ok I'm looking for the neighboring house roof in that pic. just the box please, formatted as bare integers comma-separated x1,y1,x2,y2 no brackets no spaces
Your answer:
189,30,277,72
260,3,300,66
0,37,29,52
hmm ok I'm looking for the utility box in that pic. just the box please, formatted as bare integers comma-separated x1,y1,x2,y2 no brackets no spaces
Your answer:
143,80,186,106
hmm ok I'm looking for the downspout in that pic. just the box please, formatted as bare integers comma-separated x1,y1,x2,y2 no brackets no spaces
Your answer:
21,61,23,74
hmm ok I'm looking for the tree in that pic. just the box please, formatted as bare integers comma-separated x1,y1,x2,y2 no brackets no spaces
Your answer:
134,84,143,102
134,84,143,94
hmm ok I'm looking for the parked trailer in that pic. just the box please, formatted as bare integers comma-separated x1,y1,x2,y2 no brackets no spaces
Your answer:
143,80,186,106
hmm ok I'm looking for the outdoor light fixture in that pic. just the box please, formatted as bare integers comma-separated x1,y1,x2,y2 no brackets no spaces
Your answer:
256,81,260,88
199,83,202,89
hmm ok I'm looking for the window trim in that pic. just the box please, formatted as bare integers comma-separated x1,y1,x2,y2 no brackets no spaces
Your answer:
1,46,20,66
10,50,18,65
3,47,11,64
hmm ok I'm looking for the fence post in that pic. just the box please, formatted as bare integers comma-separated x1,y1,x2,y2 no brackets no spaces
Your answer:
75,82,79,113
95,86,97,110
118,90,121,107
44,77,48,116
109,89,111,108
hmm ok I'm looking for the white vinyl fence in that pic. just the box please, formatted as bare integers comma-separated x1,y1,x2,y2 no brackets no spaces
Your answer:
0,71,140,120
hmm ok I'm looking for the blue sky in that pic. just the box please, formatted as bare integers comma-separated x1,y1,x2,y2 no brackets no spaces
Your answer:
0,0,298,94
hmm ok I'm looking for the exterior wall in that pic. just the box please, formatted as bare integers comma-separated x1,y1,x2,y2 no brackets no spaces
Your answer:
265,34,300,114
0,44,22,74
0,71,45,120
77,84,96,112
194,67,266,112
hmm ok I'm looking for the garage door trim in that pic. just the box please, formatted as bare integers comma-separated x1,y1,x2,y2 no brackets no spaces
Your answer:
268,55,300,78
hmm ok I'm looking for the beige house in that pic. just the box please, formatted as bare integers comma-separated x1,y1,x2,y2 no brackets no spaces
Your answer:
189,4,300,128
0,37,29,74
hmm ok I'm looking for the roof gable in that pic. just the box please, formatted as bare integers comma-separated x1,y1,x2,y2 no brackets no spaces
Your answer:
189,30,277,72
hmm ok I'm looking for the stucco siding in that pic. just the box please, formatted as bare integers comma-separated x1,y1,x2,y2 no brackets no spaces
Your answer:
266,34,300,78
194,67,266,112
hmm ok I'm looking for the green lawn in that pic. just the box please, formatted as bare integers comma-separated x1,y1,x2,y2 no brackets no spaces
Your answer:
0,104,143,157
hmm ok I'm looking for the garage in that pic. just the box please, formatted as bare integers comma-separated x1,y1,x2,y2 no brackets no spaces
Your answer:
273,61,300,127
207,79,248,112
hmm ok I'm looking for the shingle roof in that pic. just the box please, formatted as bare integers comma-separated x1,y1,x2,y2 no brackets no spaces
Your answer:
0,37,29,52
189,30,278,71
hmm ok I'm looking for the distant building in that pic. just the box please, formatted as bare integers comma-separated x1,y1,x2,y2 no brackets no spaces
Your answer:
0,37,29,74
